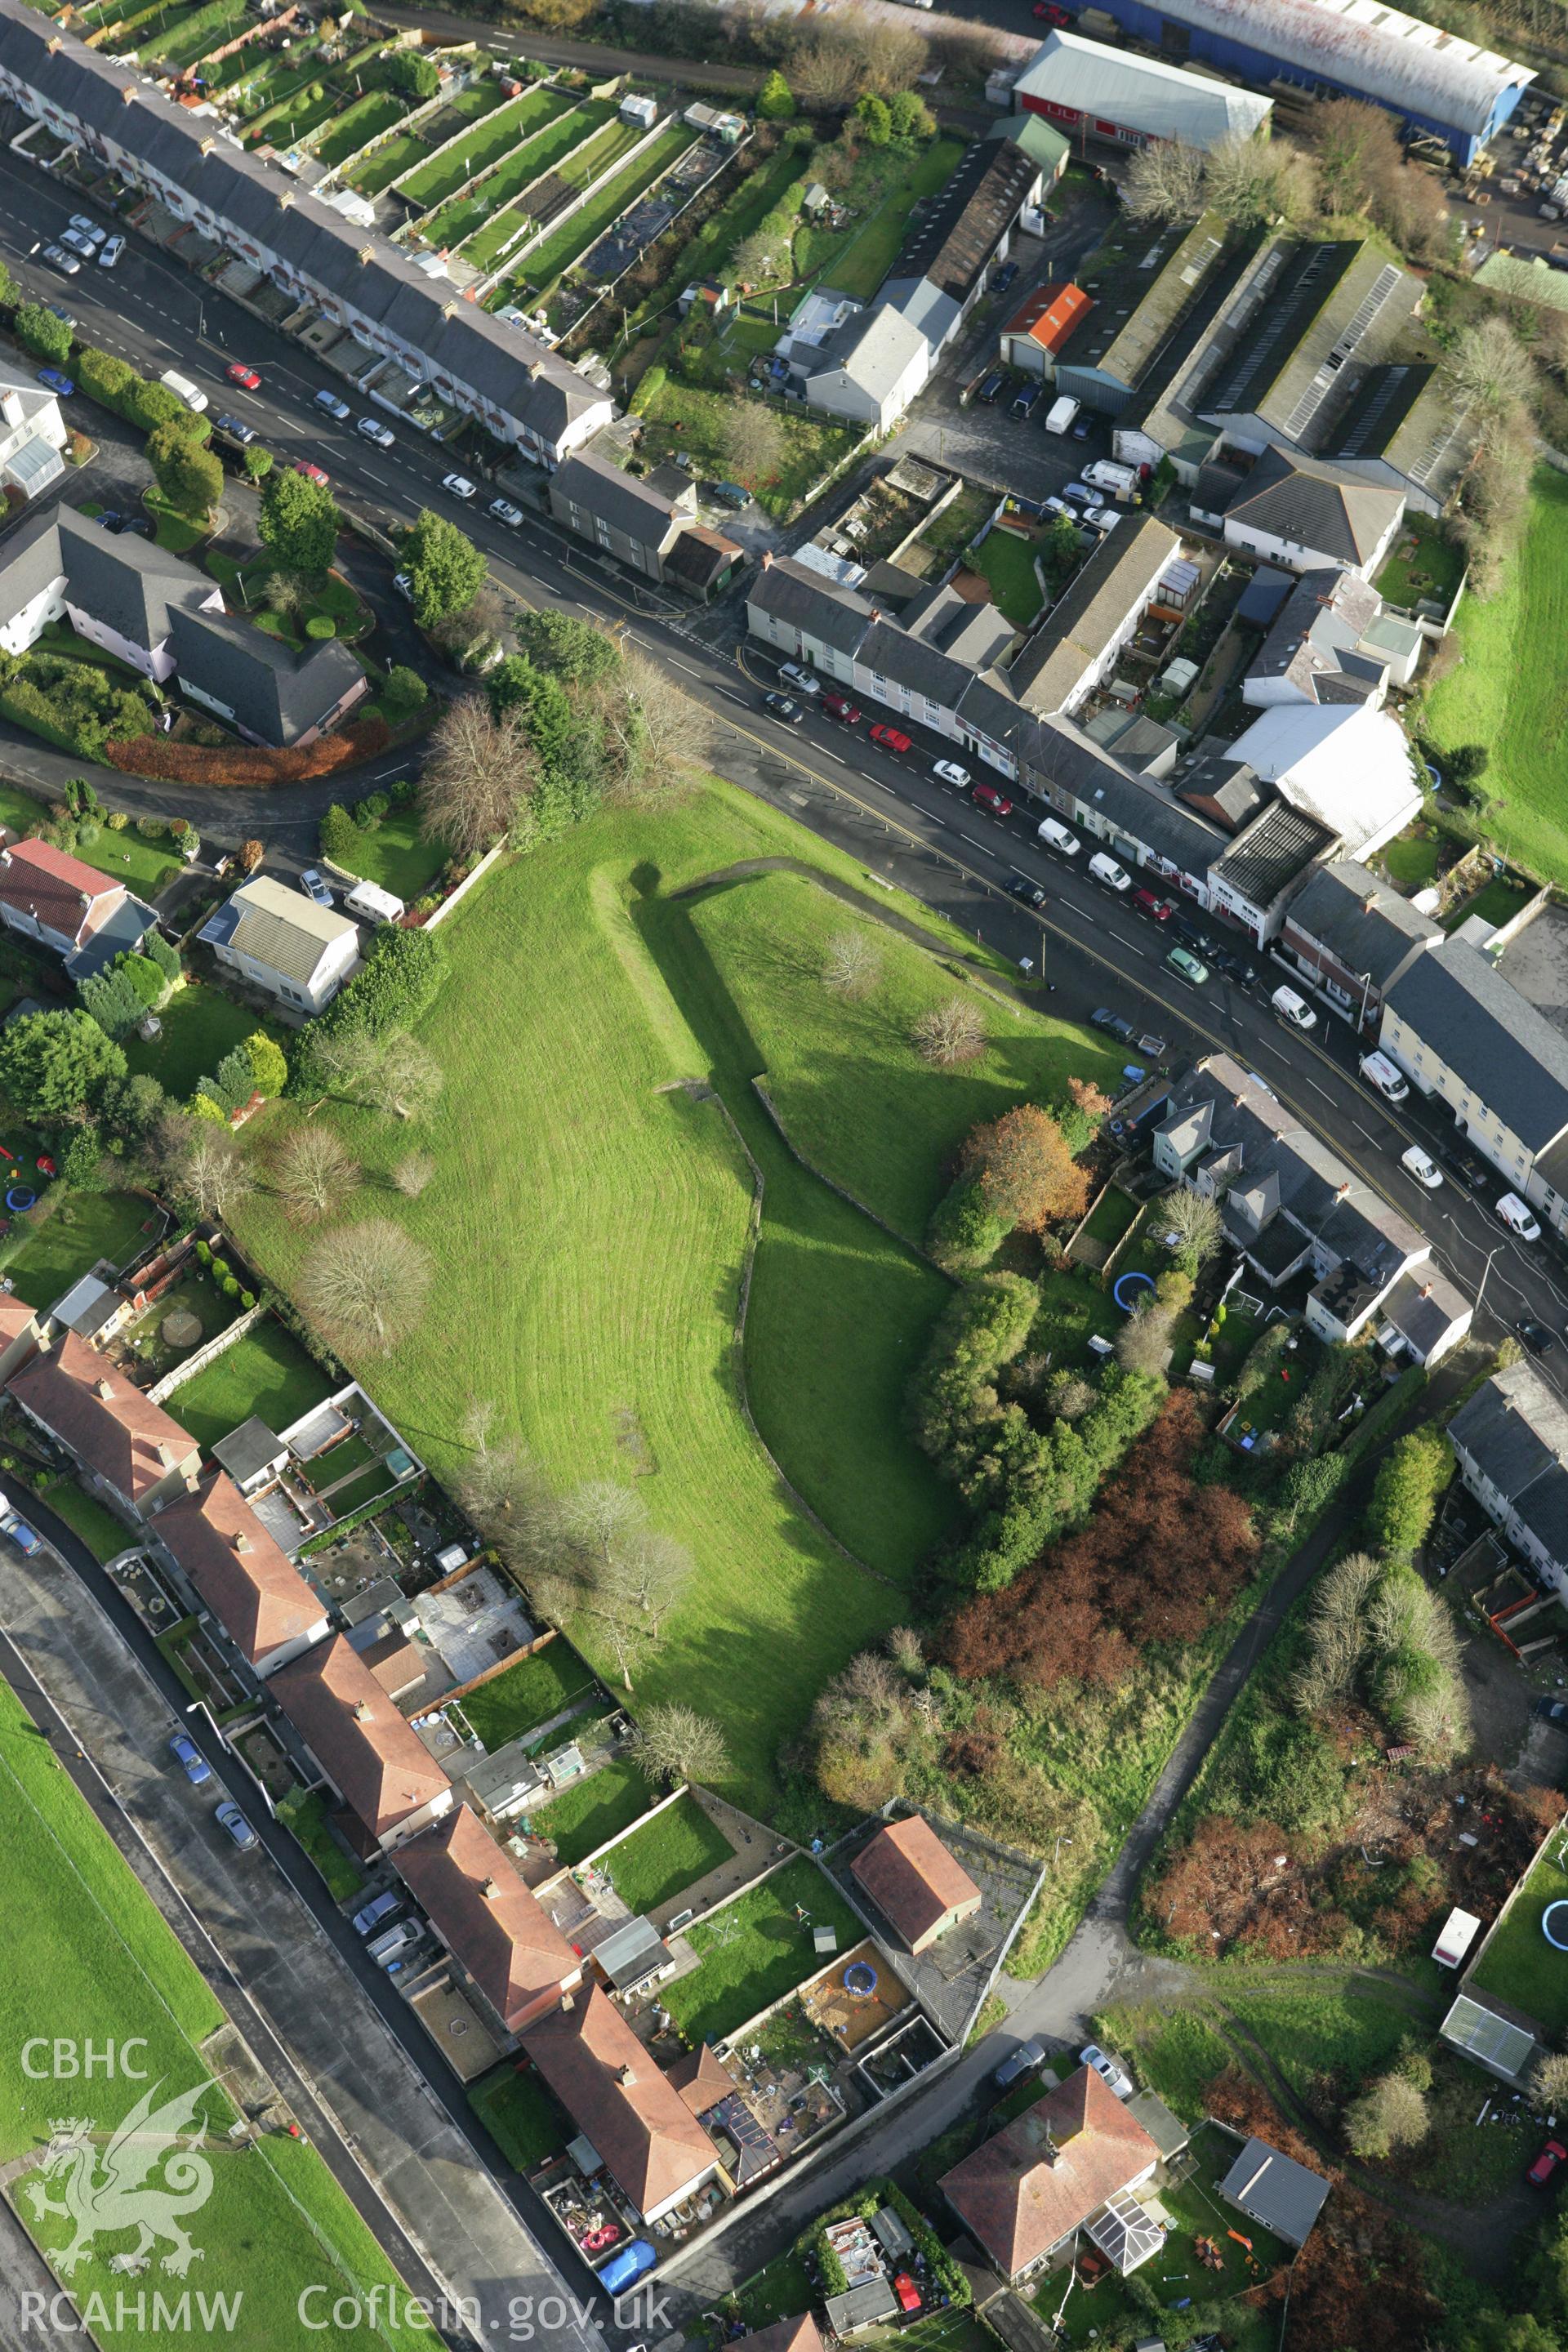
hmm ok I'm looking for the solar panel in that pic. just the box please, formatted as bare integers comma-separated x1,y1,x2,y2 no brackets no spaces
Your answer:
1441,1993,1535,2077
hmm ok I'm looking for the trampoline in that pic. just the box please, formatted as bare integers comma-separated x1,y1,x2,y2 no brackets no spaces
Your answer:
1113,1271,1155,1313
1543,1901,1568,1952
6,1187,36,1214
844,1960,879,1999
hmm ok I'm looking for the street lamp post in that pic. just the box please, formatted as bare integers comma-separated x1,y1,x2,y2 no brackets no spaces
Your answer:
1475,1243,1503,1323
1054,1833,1073,1869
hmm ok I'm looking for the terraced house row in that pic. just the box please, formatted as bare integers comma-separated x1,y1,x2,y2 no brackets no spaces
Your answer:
0,0,612,466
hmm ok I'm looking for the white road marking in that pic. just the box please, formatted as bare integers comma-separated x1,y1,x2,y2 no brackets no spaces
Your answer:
1356,1122,1383,1149
1301,1076,1334,1103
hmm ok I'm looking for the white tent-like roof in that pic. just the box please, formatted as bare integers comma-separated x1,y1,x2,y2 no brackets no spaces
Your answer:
1014,31,1272,149
1229,704,1421,861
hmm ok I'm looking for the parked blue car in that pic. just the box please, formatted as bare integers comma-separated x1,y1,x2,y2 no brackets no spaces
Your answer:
599,2240,657,2296
38,368,75,398
168,1732,211,1786
1,1511,41,1555
216,1801,258,1851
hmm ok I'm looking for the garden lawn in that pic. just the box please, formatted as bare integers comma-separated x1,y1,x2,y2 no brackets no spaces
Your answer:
795,136,964,301
314,88,407,172
689,869,1122,1246
6,1189,159,1310
599,1793,733,1912
1379,829,1441,893
136,0,246,66
470,2068,567,2172
172,1315,335,1454
229,778,977,1813
0,1682,421,2342
1469,1838,1568,2037
534,1759,656,1867
285,1792,366,1900
348,128,427,195
1374,511,1466,610
123,981,278,1100
969,528,1043,628
1423,467,1568,885
635,380,860,521
330,806,448,902
79,822,185,901
42,1480,133,1564
459,1642,601,1751
661,1859,863,2042
443,99,599,265
506,123,693,294
397,84,533,212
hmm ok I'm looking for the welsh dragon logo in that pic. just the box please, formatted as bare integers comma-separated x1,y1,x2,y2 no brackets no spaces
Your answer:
25,2081,216,2277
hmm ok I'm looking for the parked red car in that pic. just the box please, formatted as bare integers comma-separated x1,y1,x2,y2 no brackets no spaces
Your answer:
1132,886,1173,922
869,723,912,753
293,461,332,487
225,362,261,390
822,693,862,724
1032,3,1071,21
973,782,1014,817
1530,2140,1568,2188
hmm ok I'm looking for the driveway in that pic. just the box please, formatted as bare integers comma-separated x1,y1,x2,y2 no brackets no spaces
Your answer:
0,1517,611,2352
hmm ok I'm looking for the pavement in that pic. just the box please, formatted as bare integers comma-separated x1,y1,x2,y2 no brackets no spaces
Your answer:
0,1506,617,2352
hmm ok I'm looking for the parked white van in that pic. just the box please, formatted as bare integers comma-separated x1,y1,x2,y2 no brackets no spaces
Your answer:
1036,817,1081,857
1271,984,1317,1031
158,368,208,413
1496,1192,1544,1241
1088,851,1132,892
1358,1049,1409,1102
343,880,406,927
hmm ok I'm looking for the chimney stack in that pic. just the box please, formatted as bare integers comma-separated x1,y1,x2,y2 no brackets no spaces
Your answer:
233,1531,251,1553
618,2064,637,2087
96,1377,114,1401
483,1877,501,1901
354,1700,372,1723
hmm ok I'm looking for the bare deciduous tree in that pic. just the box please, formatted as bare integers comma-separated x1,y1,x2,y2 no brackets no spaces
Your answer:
858,18,928,95
301,1217,433,1352
1449,315,1539,419
630,1702,731,1787
1163,1187,1224,1264
274,1124,359,1224
393,1150,436,1197
720,401,786,490
454,1397,535,1530
1115,1295,1177,1377
822,929,883,1000
1122,138,1206,221
420,696,537,859
912,997,987,1066
1344,2072,1430,2159
262,568,308,621
786,32,862,108
514,1478,693,1690
1205,131,1316,228
595,647,710,800
164,1119,254,1224
315,1028,443,1123
887,1624,924,1676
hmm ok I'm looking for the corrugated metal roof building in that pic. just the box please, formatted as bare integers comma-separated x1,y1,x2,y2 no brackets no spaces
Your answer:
1015,30,1272,149
1077,0,1531,163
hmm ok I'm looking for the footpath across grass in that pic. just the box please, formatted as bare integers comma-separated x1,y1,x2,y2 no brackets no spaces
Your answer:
1423,466,1568,884
0,1683,420,2342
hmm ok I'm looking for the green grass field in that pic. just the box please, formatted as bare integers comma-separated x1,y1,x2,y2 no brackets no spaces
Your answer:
632,380,858,520
970,528,1043,629
328,808,448,903
504,122,692,296
689,870,1121,1246
1423,467,1568,885
1374,511,1466,610
599,1793,733,1911
7,1190,159,1310
42,1480,131,1563
285,1790,366,1901
532,1758,655,1866
442,100,599,265
795,136,963,302
459,1641,601,1751
0,1682,421,2340
172,1316,335,1454
314,88,408,172
1470,1837,1568,2036
470,2068,567,2172
661,1858,862,2042
229,782,972,1814
122,982,278,1101
348,127,427,194
398,85,538,212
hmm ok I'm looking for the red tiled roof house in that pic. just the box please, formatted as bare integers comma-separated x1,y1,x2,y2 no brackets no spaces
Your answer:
851,1815,983,1955
150,1472,328,1678
940,2067,1162,2285
0,836,154,977
395,1802,581,2038
523,1986,720,2224
7,1330,200,1526
273,1635,452,1854
742,2320,824,2352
